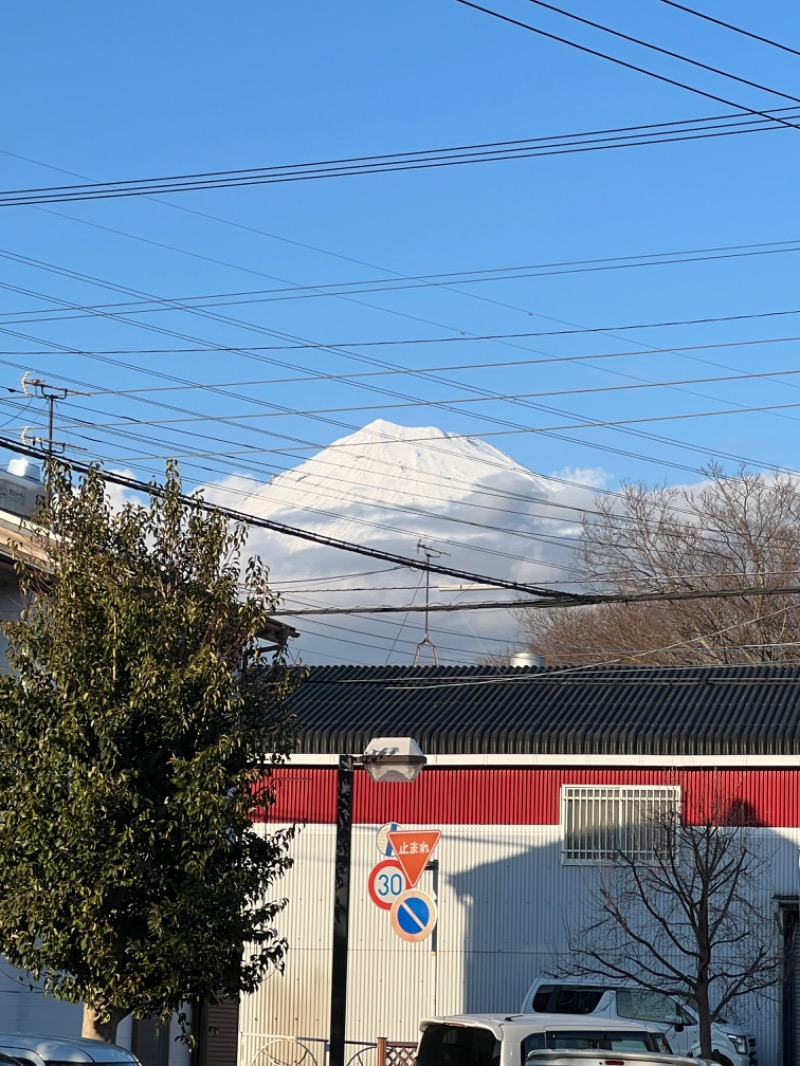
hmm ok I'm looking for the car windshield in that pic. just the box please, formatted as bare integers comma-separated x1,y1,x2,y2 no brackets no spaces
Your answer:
532,986,605,1014
617,990,682,1025
522,1030,660,1058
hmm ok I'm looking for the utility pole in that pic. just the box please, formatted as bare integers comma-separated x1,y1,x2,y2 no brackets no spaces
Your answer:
21,374,88,461
20,375,88,503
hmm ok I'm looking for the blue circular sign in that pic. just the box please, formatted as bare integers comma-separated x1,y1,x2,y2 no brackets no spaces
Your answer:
390,889,437,942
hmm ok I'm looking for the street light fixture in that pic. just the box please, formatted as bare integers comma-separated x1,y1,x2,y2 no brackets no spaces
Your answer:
329,737,427,1066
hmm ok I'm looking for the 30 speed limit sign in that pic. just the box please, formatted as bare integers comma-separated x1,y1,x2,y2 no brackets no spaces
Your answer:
368,859,408,911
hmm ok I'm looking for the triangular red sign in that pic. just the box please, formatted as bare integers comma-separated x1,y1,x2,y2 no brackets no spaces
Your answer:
386,830,441,888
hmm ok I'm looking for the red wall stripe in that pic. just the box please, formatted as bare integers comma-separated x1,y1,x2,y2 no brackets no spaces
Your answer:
258,767,800,827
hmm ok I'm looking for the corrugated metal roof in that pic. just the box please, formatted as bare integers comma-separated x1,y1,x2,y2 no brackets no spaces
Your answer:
285,663,800,756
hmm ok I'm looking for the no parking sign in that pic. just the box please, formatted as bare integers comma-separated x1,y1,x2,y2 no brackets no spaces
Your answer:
390,889,437,942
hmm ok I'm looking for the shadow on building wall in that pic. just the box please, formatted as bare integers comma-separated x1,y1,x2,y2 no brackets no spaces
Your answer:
447,803,796,1065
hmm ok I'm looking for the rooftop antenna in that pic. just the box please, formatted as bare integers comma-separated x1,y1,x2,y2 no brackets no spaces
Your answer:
413,540,444,666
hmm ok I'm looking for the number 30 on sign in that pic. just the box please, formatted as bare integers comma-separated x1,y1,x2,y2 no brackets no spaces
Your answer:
368,859,408,911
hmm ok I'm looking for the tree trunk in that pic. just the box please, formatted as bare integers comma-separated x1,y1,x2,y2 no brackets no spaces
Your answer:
81,1004,128,1043
695,984,714,1060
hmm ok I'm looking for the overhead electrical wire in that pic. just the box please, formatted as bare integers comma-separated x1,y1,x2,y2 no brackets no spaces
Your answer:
383,601,800,685
3,433,799,638
4,311,797,558
519,0,800,104
8,235,800,449
9,174,800,494
35,389,800,579
6,395,587,573
4,60,797,665
9,363,798,601
6,252,800,491
7,303,800,363
1,104,800,207
5,326,786,492
7,146,579,340
0,432,578,600
9,251,795,486
0,360,682,564
66,353,800,421
0,383,598,576
3,300,797,524
653,0,800,60
21,148,800,407
6,239,800,323
11,142,800,499
6,212,800,549
273,582,800,615
455,0,800,133
273,564,800,595
13,406,591,562
22,188,800,523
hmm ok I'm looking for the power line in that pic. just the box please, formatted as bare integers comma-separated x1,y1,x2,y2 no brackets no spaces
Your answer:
6,240,800,323
6,435,800,626
1,105,799,207
25,145,800,409
5,370,799,591
0,433,579,601
0,355,693,560
274,582,800,616
455,0,800,134
7,302,800,363
12,139,800,521
8,251,792,487
522,0,800,105
393,601,800,684
1,402,588,570
653,0,800,60
60,349,800,420
9,176,800,496
4,321,795,525
8,244,800,535
6,261,800,490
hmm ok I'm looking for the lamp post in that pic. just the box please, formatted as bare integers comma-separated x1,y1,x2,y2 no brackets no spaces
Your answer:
329,737,426,1066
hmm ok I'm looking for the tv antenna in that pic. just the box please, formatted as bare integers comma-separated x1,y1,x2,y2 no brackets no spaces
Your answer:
413,540,444,665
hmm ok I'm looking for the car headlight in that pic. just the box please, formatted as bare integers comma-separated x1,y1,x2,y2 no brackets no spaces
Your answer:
728,1036,748,1056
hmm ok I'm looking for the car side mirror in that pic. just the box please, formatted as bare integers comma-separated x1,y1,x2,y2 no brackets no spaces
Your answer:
674,1024,685,1034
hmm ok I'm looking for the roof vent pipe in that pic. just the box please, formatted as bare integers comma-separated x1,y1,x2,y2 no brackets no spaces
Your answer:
510,651,544,668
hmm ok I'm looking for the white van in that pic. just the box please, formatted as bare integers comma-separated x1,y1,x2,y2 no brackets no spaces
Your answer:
0,1035,140,1066
519,981,756,1066
417,1013,701,1066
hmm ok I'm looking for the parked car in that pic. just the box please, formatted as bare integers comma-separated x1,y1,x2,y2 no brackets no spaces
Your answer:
417,1012,703,1066
0,1035,140,1066
519,981,756,1066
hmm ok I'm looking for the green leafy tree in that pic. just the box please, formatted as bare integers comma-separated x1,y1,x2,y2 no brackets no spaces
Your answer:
0,462,299,1042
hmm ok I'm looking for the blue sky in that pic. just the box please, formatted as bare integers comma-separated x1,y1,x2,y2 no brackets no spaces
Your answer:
3,1,800,662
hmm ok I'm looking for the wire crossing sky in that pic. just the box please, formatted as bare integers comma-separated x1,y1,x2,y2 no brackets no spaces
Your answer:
4,0,800,664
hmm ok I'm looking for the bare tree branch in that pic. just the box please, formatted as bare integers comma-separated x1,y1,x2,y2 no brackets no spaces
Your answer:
520,466,800,666
561,797,780,1059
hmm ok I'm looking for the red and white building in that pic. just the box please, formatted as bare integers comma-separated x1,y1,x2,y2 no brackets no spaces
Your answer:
243,663,800,1066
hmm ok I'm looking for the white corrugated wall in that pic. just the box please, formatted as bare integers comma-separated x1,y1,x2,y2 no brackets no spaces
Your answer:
240,822,800,1066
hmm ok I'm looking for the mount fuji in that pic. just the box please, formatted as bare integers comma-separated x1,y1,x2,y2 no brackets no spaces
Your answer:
205,420,604,665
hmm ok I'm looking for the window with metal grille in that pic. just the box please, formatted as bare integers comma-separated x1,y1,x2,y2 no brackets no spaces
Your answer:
560,784,681,863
